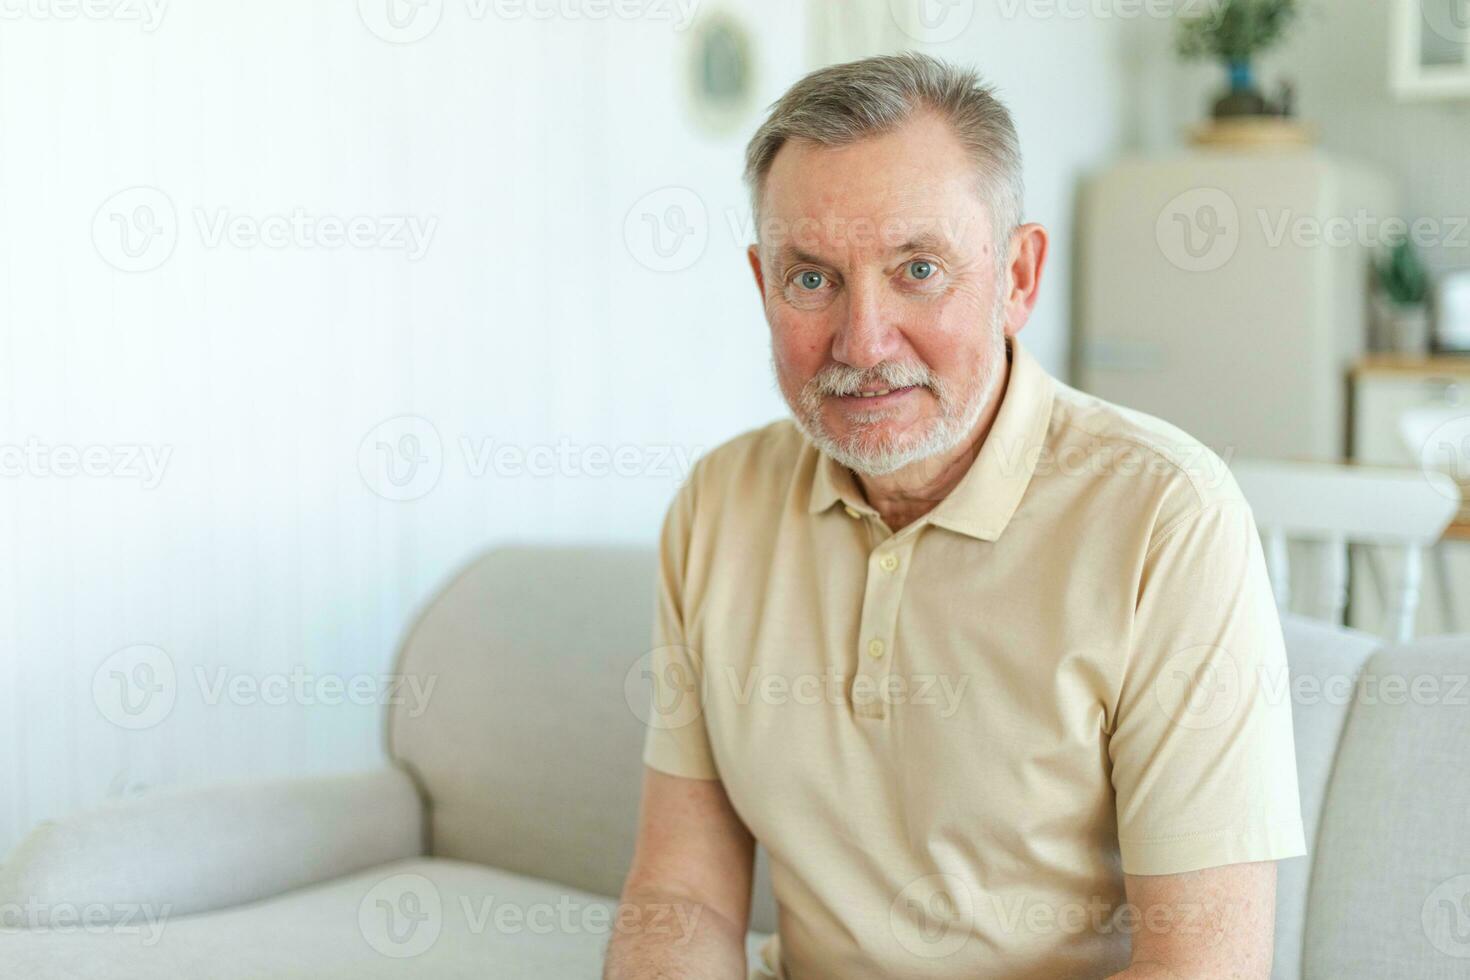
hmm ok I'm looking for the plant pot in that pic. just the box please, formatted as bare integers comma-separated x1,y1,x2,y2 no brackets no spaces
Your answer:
1213,59,1270,118
1372,294,1431,353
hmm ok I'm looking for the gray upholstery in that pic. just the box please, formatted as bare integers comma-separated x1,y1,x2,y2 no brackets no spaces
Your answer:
3,857,768,979
1303,638,1470,979
387,545,778,934
387,547,656,900
0,768,423,923
1272,615,1381,980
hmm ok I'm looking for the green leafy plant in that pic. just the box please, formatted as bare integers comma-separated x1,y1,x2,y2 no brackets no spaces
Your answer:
1176,0,1301,62
1378,239,1430,307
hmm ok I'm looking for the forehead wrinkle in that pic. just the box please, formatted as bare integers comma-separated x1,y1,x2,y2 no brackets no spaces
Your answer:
762,176,988,262
768,225,968,274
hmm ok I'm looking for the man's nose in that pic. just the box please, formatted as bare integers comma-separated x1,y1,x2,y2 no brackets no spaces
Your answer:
831,279,901,370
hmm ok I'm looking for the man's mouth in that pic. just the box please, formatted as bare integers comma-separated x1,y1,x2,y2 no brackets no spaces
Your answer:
835,385,921,402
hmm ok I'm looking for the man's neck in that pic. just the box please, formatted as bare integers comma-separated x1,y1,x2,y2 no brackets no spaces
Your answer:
854,349,1011,533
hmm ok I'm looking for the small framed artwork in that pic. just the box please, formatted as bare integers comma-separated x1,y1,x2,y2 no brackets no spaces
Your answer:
685,8,758,136
1392,0,1470,99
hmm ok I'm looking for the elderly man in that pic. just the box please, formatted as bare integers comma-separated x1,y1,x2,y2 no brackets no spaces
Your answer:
606,53,1303,980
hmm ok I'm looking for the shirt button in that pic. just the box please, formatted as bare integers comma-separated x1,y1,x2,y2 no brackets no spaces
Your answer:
868,639,886,658
844,505,861,519
879,553,899,572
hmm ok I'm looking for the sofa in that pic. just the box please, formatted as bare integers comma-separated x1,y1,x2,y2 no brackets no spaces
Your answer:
2,546,1467,978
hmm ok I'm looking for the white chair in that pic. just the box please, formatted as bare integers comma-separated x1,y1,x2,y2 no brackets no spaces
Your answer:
1231,459,1459,642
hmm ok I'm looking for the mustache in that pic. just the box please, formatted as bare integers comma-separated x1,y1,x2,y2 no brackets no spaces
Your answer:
804,361,937,398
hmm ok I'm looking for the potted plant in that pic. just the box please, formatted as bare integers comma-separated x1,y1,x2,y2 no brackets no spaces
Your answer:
1177,0,1301,118
1374,239,1431,353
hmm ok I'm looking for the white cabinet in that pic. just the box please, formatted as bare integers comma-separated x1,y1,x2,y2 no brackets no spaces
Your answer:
1076,152,1395,463
1351,356,1470,635
1353,357,1470,467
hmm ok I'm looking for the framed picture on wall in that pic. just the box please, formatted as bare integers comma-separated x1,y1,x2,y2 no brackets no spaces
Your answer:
685,7,758,136
1392,0,1470,99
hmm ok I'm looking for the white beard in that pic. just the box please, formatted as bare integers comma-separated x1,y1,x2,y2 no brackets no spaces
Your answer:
786,306,1008,478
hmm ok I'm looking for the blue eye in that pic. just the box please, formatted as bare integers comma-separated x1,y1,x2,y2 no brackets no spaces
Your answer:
797,271,826,291
908,260,935,280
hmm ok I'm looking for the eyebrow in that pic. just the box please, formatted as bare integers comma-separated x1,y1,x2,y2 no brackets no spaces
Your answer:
894,231,953,254
771,230,957,269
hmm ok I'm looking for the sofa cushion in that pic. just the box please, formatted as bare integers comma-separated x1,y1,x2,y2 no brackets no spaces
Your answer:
388,547,655,907
387,546,778,934
1272,614,1381,980
0,768,423,924
1303,638,1470,978
4,857,770,979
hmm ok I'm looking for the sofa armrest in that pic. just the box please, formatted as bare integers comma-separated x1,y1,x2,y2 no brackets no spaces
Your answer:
0,765,424,924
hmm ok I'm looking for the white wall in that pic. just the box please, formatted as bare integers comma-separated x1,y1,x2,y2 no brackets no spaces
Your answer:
0,1,1130,856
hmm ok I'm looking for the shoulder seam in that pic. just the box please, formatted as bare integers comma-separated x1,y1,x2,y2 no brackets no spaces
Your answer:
1051,414,1219,508
1144,497,1252,563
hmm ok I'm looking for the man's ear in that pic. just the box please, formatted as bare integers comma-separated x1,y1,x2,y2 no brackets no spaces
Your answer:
1002,223,1049,338
746,243,766,299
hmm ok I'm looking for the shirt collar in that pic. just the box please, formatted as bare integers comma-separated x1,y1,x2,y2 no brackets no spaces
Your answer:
806,336,1055,542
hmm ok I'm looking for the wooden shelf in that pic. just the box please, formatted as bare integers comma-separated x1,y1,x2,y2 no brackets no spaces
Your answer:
1188,118,1316,148
1354,353,1470,377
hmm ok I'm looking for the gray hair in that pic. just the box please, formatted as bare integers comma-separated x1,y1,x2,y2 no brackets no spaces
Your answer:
742,52,1024,244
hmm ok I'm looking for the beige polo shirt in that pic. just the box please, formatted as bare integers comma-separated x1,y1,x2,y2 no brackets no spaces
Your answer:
642,337,1306,979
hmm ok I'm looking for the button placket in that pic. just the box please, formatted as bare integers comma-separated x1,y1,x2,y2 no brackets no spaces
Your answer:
853,532,916,721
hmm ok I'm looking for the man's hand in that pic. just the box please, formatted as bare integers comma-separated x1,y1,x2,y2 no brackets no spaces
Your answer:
1108,862,1277,979
604,767,755,980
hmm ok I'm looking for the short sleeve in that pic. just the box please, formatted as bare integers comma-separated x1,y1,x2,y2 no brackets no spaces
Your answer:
1109,498,1307,876
640,468,720,780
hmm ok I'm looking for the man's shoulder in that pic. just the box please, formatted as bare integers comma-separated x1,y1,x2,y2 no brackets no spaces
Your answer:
685,417,810,503
1045,380,1245,521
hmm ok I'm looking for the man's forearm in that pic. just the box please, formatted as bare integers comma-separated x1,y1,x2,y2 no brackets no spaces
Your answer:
603,888,747,980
